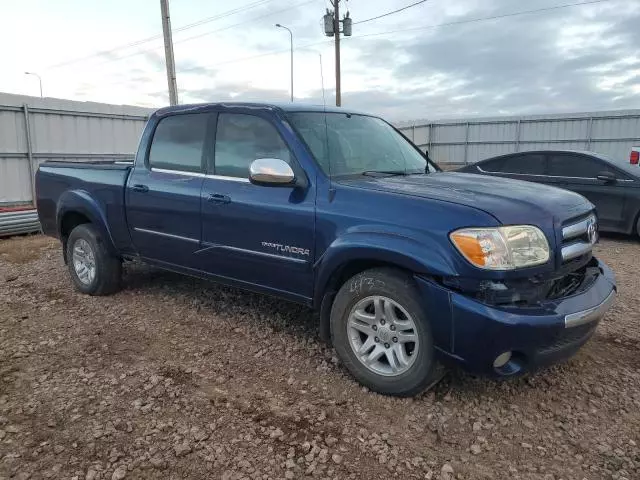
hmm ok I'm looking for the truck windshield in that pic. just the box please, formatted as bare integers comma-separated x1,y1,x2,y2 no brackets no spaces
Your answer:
287,112,433,177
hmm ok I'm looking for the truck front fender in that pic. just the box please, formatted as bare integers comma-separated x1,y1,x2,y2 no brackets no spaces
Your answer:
313,227,458,307
56,189,118,255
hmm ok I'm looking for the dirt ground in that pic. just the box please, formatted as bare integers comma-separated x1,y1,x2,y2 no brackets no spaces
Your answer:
0,234,638,480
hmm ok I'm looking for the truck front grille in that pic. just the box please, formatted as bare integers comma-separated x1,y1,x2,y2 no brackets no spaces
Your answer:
561,213,598,262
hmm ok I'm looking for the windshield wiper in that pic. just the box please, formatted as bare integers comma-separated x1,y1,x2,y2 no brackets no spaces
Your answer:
362,170,409,177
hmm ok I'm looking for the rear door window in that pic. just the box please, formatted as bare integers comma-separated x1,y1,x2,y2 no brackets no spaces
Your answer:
548,154,615,178
148,113,209,173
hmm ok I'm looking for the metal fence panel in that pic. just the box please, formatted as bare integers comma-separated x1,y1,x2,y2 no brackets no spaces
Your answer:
413,125,430,146
0,92,152,206
430,144,466,164
29,112,146,154
589,140,637,160
0,157,32,204
520,118,588,142
397,109,640,165
468,122,517,142
0,110,26,153
592,115,640,139
431,124,467,143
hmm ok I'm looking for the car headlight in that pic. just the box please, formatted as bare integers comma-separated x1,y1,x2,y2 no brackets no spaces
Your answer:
450,225,550,270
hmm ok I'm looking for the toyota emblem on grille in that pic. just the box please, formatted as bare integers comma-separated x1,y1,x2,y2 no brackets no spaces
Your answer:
587,219,598,244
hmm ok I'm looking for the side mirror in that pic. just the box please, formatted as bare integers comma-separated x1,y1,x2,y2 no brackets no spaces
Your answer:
249,158,295,186
596,171,616,183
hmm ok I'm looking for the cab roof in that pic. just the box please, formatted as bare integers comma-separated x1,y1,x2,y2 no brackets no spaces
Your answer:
153,102,372,117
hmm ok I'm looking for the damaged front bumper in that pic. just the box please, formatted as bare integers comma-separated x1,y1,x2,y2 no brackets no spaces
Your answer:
415,258,616,376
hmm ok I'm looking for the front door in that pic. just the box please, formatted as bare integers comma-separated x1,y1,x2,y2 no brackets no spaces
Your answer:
126,112,213,267
547,153,627,230
199,110,316,302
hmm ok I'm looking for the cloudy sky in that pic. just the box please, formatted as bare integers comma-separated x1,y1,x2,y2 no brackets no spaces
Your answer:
2,0,639,121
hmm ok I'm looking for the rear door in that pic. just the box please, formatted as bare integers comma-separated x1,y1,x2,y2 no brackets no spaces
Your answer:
547,153,627,231
126,112,213,267
199,109,316,302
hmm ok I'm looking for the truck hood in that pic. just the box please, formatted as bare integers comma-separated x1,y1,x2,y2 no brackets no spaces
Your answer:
340,172,592,225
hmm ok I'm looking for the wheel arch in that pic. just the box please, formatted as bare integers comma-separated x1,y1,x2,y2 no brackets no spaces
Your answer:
56,190,118,262
314,234,457,343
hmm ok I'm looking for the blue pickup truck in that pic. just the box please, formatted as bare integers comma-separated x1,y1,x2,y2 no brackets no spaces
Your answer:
36,102,616,396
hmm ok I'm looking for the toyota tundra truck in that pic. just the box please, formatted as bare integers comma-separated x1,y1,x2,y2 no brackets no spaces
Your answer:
35,102,616,396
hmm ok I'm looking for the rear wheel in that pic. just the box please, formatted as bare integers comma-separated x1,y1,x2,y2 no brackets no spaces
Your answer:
66,224,121,295
330,268,444,396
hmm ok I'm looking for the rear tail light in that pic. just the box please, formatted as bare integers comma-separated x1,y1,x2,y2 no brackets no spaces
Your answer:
631,151,639,165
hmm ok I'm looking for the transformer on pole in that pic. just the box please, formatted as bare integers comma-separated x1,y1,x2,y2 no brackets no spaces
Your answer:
323,1,352,107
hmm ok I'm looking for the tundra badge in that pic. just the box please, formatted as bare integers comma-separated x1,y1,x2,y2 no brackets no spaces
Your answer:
262,242,310,256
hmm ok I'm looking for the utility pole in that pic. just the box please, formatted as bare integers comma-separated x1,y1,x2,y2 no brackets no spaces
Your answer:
324,1,352,107
160,0,179,105
334,0,341,107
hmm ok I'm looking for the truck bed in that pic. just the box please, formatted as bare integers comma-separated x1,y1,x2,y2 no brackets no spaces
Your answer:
36,161,134,253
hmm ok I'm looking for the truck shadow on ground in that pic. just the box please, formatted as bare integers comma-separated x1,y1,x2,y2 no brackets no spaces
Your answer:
118,260,589,399
121,260,319,338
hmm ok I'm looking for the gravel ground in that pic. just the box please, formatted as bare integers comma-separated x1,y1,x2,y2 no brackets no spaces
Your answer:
0,234,638,480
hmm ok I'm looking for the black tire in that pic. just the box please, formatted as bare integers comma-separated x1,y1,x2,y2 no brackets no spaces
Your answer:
330,267,444,397
66,224,121,296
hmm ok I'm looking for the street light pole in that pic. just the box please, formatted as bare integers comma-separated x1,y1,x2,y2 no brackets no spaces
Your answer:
275,23,293,102
24,72,43,98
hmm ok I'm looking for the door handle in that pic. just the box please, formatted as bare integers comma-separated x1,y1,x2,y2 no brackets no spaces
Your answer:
207,193,231,204
132,184,149,193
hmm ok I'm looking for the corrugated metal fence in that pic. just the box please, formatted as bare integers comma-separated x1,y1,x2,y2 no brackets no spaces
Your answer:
0,210,40,237
0,92,152,207
2,93,639,206
396,109,640,166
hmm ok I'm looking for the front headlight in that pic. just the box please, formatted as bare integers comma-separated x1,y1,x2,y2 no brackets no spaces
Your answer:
450,225,550,270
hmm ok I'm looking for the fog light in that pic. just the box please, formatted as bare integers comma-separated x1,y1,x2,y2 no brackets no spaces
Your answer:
493,351,512,368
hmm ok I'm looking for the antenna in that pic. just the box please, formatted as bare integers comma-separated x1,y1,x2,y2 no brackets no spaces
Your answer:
319,53,326,108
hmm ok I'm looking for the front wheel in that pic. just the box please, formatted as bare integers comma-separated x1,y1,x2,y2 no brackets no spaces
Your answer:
66,224,122,296
330,268,444,396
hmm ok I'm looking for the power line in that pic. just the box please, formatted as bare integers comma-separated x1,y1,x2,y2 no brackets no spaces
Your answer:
179,41,331,73
354,0,429,25
352,0,612,38
172,0,317,46
45,0,275,70
173,0,273,32
63,0,317,70
178,0,611,73
82,0,613,91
